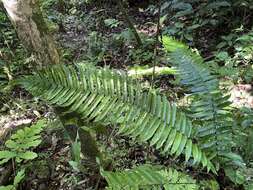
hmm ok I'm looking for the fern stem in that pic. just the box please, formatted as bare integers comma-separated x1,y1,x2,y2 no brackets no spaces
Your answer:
11,158,16,176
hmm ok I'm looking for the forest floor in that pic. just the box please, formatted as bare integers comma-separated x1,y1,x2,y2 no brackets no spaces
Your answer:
1,1,253,190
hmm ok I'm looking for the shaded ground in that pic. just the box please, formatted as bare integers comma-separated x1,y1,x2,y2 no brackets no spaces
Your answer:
231,84,253,108
1,2,253,190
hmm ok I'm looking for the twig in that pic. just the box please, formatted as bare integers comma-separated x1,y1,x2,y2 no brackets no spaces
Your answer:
118,0,142,47
151,0,161,88
12,158,16,176
94,175,102,190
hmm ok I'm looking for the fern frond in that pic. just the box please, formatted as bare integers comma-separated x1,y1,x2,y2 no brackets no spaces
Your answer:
101,164,199,190
5,119,44,151
163,36,233,162
0,120,45,164
18,64,215,171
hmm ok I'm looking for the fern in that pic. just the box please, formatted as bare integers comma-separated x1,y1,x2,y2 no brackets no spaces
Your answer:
162,36,236,166
17,64,215,172
101,164,199,190
0,120,45,165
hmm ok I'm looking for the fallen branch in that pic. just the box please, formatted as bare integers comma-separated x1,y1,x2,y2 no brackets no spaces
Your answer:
128,66,177,78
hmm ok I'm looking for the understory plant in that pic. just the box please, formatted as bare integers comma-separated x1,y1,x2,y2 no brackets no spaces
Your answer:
13,37,253,189
101,164,198,190
0,120,45,165
0,120,45,189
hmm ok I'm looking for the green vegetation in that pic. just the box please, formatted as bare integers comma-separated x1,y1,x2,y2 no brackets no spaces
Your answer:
101,164,198,189
1,0,253,189
0,120,44,164
0,169,25,190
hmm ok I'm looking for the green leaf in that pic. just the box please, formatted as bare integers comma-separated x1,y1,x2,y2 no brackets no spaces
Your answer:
185,140,192,162
5,140,18,149
0,151,16,165
0,185,14,190
13,169,25,186
216,51,229,61
18,151,37,161
200,179,219,190
101,164,199,190
0,150,16,159
71,133,81,163
162,36,188,52
224,168,245,185
220,152,245,167
1,119,44,164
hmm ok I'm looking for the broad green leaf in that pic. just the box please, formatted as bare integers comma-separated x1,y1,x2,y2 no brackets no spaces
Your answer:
0,151,16,165
0,185,14,190
13,169,25,186
18,151,37,161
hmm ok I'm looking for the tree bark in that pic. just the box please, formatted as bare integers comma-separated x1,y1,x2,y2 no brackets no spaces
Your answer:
2,0,60,65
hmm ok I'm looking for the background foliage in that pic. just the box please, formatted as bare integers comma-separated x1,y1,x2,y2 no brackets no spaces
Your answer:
1,0,253,189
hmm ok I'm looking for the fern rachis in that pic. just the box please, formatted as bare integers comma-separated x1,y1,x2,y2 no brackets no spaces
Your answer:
17,64,215,172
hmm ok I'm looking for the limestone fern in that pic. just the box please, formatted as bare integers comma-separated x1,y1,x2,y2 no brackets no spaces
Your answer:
17,64,215,172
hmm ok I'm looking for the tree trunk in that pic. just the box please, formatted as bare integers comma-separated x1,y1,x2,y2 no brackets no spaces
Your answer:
2,0,60,65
